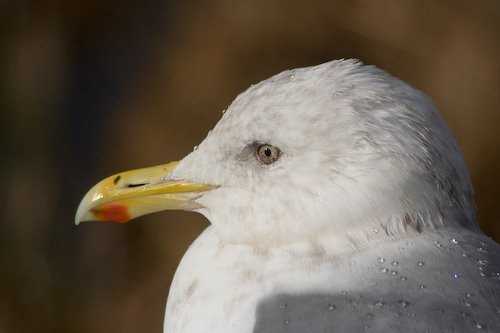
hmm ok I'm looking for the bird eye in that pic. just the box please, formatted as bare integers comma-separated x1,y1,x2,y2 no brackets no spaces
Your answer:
256,144,280,165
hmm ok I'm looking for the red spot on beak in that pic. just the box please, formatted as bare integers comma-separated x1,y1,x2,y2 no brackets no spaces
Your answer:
92,204,131,223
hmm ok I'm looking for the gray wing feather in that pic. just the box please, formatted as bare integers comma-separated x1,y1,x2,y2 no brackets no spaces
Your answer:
254,231,500,333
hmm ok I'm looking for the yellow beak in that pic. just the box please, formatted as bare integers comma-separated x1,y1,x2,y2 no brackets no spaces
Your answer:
75,161,216,225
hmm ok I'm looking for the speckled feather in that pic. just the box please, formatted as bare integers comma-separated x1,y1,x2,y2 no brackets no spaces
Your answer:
163,60,500,332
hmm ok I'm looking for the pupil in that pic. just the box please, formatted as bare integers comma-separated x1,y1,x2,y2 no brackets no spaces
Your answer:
265,148,271,156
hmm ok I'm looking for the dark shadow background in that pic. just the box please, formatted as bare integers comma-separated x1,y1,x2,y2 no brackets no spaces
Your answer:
1,0,499,332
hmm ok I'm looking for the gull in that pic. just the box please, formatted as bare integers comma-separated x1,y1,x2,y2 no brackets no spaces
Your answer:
76,59,500,332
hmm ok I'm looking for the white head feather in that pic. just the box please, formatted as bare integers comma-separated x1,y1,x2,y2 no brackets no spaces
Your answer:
170,59,476,246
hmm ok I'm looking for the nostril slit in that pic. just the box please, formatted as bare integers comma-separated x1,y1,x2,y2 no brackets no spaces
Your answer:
127,183,148,188
113,175,121,185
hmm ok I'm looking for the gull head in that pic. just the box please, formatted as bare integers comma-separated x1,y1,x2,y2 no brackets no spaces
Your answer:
77,60,476,246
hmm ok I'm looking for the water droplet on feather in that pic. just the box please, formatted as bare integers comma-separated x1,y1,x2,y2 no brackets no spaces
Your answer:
398,300,409,307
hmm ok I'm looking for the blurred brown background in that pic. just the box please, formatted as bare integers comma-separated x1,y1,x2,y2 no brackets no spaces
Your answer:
1,0,499,332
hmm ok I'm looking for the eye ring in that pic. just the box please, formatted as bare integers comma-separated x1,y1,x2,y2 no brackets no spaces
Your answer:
256,144,280,165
